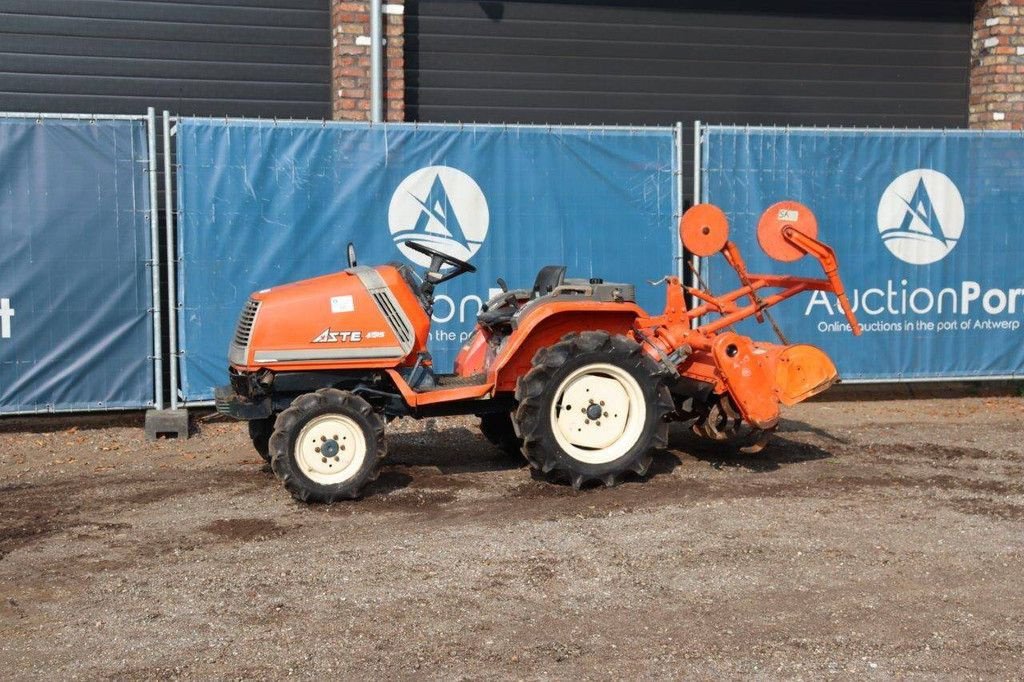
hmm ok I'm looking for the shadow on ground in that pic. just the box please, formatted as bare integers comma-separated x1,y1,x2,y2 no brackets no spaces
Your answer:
0,411,145,435
668,423,834,473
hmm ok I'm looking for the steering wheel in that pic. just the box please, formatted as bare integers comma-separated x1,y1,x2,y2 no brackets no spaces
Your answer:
404,240,477,278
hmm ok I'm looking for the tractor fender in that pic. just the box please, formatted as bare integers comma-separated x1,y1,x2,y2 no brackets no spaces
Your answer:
491,301,644,393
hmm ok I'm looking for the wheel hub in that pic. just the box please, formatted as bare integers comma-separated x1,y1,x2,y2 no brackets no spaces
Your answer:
321,439,340,458
549,363,647,464
294,414,366,485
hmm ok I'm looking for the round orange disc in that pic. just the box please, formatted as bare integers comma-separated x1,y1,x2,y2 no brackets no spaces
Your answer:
680,204,729,257
757,201,818,262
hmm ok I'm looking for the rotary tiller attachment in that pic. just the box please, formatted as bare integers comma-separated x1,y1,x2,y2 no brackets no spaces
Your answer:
644,200,861,453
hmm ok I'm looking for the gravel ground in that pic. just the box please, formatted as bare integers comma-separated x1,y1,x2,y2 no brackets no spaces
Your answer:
1,395,1022,679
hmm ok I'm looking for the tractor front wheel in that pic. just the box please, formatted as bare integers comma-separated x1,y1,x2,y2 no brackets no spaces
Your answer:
514,331,673,489
269,389,386,503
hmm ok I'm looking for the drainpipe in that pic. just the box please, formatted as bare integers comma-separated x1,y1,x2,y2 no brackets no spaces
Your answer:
370,0,383,123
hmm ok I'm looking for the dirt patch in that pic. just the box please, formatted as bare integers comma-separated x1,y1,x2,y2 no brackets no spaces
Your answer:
201,518,285,542
950,497,1024,522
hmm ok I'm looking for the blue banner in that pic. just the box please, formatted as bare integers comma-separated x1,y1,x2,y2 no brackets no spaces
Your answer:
0,117,154,412
701,126,1024,381
176,120,677,401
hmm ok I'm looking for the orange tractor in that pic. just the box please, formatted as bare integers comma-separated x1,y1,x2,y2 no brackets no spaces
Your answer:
216,201,860,502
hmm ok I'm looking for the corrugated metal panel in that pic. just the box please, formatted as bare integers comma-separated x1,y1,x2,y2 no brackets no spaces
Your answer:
406,0,973,198
0,0,331,117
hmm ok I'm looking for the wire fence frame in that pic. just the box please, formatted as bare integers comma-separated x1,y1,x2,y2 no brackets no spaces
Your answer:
694,121,1023,384
146,108,164,411
0,112,149,121
0,109,161,415
166,115,685,406
703,123,1024,136
162,111,181,411
168,115,678,135
673,121,685,283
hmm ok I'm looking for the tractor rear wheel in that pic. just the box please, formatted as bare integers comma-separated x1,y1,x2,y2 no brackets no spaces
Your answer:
514,331,673,489
269,389,386,503
479,412,523,457
248,416,275,463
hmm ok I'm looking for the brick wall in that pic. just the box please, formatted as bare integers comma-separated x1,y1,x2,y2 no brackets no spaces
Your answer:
331,1,404,121
971,0,1024,129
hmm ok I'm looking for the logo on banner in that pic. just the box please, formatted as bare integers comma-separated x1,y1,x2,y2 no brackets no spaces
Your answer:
877,169,965,265
0,298,13,339
388,166,489,269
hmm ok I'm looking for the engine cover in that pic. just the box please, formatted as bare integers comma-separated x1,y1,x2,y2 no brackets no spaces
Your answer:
229,265,430,371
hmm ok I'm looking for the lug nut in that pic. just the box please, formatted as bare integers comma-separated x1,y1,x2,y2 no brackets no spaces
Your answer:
334,456,340,462
604,412,609,418
585,419,590,425
320,436,326,442
321,457,327,463
600,401,605,406
315,447,321,453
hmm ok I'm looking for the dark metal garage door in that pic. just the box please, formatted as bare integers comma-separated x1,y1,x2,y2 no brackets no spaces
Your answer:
0,0,331,117
406,0,973,195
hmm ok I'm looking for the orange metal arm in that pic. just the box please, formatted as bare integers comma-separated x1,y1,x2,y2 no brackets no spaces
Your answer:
781,226,861,335
721,241,766,323
645,203,861,350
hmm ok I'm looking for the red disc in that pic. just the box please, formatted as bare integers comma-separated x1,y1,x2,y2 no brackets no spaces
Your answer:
757,201,818,262
680,204,730,257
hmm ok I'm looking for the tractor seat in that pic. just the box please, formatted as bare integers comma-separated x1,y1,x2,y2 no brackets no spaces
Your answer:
476,303,518,328
477,265,567,330
531,265,566,297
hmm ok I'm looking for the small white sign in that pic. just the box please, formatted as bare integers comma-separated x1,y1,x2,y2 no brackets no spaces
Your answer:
0,298,14,339
330,295,354,313
778,209,800,222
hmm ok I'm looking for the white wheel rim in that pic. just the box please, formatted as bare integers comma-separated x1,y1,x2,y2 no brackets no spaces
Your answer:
549,362,646,464
294,414,367,485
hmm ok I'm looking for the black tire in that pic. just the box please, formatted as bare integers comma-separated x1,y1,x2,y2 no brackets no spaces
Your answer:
479,412,523,457
248,417,275,463
513,331,673,490
269,389,386,503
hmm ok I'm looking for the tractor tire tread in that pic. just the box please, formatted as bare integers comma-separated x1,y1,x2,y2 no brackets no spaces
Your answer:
270,389,386,504
513,331,672,489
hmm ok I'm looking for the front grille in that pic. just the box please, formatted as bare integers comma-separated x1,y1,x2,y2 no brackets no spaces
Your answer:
372,291,412,345
233,299,260,349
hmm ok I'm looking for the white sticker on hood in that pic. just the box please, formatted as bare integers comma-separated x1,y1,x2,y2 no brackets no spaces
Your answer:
331,295,354,313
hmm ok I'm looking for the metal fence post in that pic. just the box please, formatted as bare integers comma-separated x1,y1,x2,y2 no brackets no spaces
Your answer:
690,120,703,321
674,121,684,282
146,108,164,411
370,0,384,123
162,111,180,410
